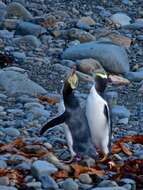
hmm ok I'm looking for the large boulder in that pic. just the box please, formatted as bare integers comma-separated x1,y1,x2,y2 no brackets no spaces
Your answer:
6,2,33,20
15,21,46,36
0,67,47,96
77,58,105,75
63,41,129,74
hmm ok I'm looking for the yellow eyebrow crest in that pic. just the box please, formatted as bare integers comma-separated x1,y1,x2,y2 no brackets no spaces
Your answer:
96,72,107,79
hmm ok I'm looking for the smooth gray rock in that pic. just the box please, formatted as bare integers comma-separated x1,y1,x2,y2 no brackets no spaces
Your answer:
3,127,20,137
123,21,143,30
28,107,50,118
26,182,42,189
122,184,132,190
62,178,78,190
118,118,129,125
6,2,33,20
120,178,136,185
7,108,24,115
3,19,20,30
39,175,58,189
67,28,95,42
79,173,92,184
15,21,46,36
63,41,129,74
0,69,47,96
0,106,4,112
14,35,41,48
0,94,7,100
0,2,7,21
15,162,31,170
31,160,58,180
24,102,44,109
120,178,136,190
92,188,126,190
0,160,7,169
0,177,9,186
125,71,143,82
112,105,130,119
12,52,26,61
97,180,118,187
0,30,14,39
3,66,26,74
136,35,143,41
0,186,17,190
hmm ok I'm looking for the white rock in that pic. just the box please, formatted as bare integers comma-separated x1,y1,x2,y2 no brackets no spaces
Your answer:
110,13,131,26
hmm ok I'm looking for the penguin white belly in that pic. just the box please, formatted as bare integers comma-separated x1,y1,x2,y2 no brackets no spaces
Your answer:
86,88,110,154
58,99,76,157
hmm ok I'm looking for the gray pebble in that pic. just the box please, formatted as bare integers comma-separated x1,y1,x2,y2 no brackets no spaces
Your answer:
31,160,58,180
62,178,78,190
4,127,20,137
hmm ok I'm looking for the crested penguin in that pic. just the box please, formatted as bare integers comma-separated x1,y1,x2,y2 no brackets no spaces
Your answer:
86,72,112,162
40,68,97,161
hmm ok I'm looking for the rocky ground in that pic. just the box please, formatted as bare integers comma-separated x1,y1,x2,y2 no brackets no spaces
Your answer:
0,0,143,190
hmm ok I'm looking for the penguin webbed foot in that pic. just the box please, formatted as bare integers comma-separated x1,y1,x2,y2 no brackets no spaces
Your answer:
96,153,108,163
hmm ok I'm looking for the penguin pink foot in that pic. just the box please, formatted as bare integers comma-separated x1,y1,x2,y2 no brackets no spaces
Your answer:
96,153,108,163
62,155,82,164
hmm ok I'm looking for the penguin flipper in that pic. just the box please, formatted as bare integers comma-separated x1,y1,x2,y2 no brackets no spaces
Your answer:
104,104,112,154
40,112,67,135
104,104,110,122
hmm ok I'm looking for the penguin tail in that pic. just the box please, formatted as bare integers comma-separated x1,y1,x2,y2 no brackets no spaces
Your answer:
40,112,67,135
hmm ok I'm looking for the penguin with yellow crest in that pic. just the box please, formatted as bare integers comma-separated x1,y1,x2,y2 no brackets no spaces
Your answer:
86,72,112,162
40,67,97,162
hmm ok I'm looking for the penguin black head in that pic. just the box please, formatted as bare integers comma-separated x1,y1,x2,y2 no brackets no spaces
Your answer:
95,72,108,94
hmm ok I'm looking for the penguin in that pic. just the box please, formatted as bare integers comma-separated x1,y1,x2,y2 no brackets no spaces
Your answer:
57,99,76,161
40,68,97,161
86,72,112,162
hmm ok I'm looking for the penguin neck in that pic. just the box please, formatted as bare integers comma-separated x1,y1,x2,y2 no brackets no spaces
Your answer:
63,82,79,108
92,84,105,98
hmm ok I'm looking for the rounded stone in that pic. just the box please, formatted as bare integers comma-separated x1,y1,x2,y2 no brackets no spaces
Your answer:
4,127,20,137
79,173,92,184
62,178,78,190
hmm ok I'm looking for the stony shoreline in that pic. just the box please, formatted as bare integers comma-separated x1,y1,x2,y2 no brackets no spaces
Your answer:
0,0,143,189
